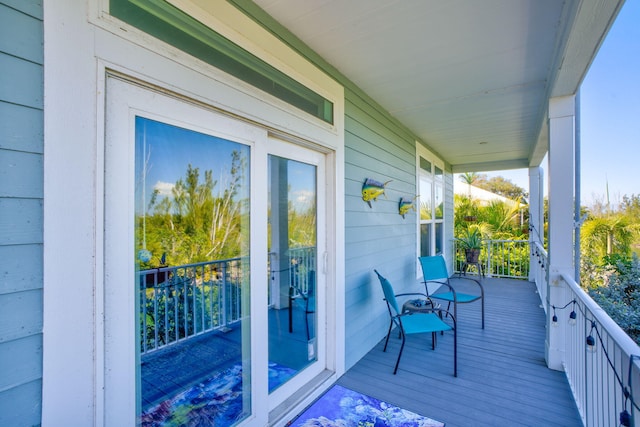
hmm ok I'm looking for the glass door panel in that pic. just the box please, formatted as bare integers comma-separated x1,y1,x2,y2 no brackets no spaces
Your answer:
267,155,318,392
134,116,251,426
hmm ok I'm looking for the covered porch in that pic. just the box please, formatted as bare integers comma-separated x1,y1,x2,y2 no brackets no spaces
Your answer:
338,276,581,427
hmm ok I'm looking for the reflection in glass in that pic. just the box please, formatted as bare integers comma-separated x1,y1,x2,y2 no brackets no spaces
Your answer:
420,224,432,257
420,175,433,221
134,117,251,426
435,222,443,255
268,155,318,392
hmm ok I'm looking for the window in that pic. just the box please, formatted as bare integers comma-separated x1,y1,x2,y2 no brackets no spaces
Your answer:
418,150,444,257
110,0,333,124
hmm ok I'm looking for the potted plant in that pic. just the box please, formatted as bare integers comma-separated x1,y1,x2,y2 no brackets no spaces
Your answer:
457,226,483,263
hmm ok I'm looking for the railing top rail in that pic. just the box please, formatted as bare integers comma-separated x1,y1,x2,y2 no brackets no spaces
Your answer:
139,257,244,274
560,270,640,359
532,240,547,257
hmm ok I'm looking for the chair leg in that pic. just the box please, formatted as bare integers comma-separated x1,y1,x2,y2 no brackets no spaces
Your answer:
453,320,458,377
432,331,436,350
481,296,485,329
393,332,406,374
383,320,394,352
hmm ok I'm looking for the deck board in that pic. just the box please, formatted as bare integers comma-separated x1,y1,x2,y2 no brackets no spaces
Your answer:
337,277,583,427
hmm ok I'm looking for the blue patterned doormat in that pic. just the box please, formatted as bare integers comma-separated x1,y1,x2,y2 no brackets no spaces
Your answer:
288,384,444,427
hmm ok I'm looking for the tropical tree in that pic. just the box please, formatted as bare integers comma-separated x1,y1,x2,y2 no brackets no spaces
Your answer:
139,150,248,268
474,175,528,201
459,172,481,185
581,214,640,265
478,200,524,239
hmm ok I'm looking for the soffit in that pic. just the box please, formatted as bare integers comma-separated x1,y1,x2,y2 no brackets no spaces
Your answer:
252,0,623,172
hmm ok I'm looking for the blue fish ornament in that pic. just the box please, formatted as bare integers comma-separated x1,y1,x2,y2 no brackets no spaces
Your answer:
399,196,417,218
362,178,391,208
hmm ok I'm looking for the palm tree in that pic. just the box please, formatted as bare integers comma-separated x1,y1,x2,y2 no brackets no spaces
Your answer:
459,172,480,185
581,214,640,262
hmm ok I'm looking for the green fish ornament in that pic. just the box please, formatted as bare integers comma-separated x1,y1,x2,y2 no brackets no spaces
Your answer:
399,196,417,218
362,178,391,208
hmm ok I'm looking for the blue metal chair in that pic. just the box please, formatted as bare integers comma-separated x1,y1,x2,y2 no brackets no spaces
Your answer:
374,270,457,376
419,255,485,329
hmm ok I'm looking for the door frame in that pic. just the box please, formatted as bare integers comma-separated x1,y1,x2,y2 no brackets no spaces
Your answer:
103,75,341,426
264,137,328,411
44,4,344,424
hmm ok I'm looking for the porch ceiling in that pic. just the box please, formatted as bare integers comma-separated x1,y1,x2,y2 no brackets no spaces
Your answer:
252,0,623,173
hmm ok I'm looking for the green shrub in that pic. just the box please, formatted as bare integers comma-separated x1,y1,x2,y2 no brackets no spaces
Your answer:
588,255,640,345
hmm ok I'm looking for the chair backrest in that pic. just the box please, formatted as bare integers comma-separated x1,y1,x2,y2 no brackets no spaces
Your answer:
374,270,401,316
419,255,449,280
419,255,449,294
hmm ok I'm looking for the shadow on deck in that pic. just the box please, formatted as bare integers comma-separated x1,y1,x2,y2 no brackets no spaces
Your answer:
337,276,583,427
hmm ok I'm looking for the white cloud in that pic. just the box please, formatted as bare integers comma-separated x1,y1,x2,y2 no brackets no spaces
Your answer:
292,190,315,209
154,181,175,196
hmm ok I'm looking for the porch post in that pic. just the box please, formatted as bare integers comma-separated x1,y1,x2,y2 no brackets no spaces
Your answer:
546,95,576,371
528,166,544,282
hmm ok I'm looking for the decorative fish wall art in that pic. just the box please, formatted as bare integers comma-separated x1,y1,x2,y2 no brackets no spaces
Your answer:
362,178,391,208
398,196,418,218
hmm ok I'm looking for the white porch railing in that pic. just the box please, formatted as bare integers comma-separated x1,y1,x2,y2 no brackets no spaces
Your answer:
138,258,246,355
530,241,640,426
559,273,640,427
531,241,548,310
139,247,315,355
453,239,531,279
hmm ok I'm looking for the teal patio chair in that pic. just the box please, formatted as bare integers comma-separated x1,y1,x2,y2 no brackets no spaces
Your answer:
419,255,485,329
374,270,457,376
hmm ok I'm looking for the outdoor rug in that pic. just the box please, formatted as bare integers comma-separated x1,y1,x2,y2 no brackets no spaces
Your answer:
140,362,296,427
288,384,444,427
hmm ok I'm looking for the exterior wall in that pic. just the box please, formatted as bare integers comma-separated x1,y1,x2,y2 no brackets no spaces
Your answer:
343,89,419,368
0,1,44,426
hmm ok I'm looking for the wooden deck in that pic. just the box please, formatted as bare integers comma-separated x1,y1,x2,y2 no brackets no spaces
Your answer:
337,277,583,427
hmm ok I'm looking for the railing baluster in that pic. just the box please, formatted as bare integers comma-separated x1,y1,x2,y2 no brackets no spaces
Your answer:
138,250,313,355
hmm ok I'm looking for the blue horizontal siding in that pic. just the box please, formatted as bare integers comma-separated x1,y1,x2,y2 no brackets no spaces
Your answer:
343,93,419,368
0,334,42,391
0,150,43,198
0,3,43,64
0,244,43,295
0,289,42,343
0,379,42,427
0,198,43,245
0,52,43,109
0,1,44,425
0,0,42,20
0,102,44,153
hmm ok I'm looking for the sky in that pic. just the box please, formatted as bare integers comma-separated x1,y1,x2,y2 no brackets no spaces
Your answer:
481,0,640,207
136,117,316,215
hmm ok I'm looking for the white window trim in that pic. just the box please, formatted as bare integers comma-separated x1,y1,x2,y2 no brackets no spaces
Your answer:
416,143,445,275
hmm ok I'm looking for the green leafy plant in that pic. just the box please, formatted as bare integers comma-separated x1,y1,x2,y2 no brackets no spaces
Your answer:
457,226,483,250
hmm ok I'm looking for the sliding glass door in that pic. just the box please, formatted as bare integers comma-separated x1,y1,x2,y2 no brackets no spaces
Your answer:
266,139,326,410
105,77,328,426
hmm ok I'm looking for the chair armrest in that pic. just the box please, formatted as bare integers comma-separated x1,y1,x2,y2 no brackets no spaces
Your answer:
450,275,485,297
422,279,456,297
395,292,429,299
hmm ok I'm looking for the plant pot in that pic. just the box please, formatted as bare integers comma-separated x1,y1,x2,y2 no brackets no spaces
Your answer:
465,248,480,263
